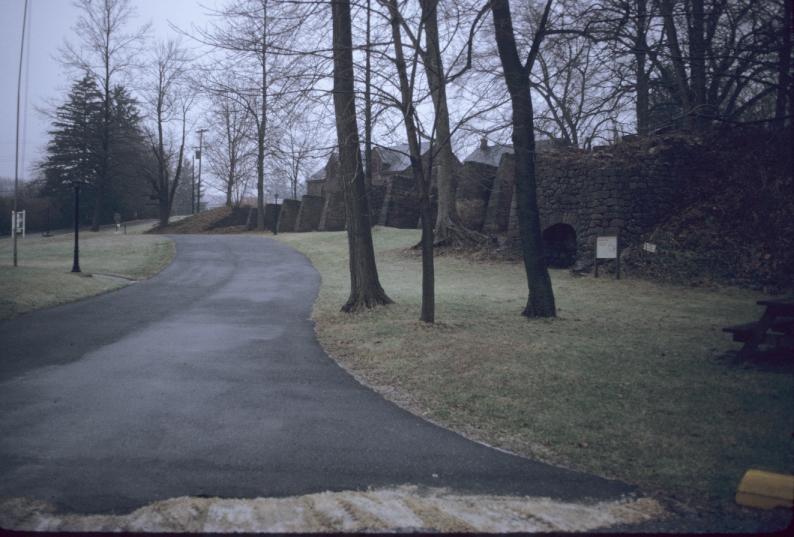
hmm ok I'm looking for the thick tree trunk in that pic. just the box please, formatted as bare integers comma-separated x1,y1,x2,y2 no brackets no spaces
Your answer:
91,185,103,231
158,198,170,227
364,0,373,196
331,0,392,313
490,0,556,318
635,0,650,135
774,0,792,129
688,0,708,128
419,0,485,247
660,0,693,129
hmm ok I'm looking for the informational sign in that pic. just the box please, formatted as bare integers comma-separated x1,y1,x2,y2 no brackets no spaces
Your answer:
594,235,620,279
11,210,25,238
596,236,618,259
643,242,657,253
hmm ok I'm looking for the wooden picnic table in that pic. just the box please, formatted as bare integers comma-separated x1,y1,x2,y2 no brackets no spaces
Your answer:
723,297,794,359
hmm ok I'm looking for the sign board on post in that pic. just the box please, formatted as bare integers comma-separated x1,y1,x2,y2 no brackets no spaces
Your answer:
594,235,620,279
596,236,618,259
11,210,25,238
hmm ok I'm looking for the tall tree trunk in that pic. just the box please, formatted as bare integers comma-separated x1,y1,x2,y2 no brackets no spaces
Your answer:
257,0,268,231
94,48,112,231
490,0,556,318
775,0,792,129
387,0,434,323
660,0,693,129
156,102,169,227
364,0,373,196
92,183,104,231
635,0,650,135
331,0,392,312
688,0,707,128
257,121,265,229
420,0,481,247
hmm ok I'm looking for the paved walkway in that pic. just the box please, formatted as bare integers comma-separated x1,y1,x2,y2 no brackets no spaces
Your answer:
0,235,633,515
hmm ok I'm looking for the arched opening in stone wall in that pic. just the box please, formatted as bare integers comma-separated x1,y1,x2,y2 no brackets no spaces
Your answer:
542,223,577,268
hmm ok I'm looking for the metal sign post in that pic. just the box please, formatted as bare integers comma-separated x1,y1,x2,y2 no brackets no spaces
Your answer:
595,235,620,279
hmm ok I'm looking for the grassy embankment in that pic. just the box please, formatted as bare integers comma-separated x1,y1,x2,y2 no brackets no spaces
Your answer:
0,222,173,320
277,227,793,510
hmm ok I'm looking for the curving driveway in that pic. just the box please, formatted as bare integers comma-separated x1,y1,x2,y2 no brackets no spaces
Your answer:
0,235,632,515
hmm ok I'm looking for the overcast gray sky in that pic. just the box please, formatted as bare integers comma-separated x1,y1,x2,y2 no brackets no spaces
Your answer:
1,0,216,181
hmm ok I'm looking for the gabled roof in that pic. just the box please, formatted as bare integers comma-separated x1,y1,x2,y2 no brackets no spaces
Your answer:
463,144,513,167
307,167,325,182
463,139,563,168
374,142,430,173
307,152,338,182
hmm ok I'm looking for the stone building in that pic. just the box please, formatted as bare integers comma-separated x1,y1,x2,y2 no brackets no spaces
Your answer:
299,143,457,231
279,134,696,272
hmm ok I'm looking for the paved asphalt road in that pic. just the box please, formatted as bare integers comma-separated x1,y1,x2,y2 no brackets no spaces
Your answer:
0,235,634,515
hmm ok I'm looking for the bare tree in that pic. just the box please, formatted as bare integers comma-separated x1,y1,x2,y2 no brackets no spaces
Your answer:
60,0,150,230
273,124,313,200
142,40,194,227
186,0,326,230
332,0,393,312
206,94,255,207
533,34,630,147
490,0,556,318
381,0,436,322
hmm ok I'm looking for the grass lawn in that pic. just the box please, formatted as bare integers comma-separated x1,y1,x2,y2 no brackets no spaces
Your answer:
0,225,173,320
276,227,793,510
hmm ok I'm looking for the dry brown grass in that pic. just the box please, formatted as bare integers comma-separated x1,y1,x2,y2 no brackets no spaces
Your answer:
0,230,173,319
277,227,793,510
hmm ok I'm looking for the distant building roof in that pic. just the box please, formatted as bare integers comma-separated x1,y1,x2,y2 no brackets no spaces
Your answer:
374,142,430,173
307,152,338,182
463,138,563,167
464,142,513,167
307,167,326,182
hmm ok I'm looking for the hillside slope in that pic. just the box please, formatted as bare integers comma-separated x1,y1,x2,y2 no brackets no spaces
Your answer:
149,207,252,234
622,128,793,292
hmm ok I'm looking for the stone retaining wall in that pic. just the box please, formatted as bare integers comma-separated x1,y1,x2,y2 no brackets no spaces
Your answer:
277,199,300,232
263,203,281,231
295,195,324,232
319,191,346,231
497,138,700,264
378,175,420,229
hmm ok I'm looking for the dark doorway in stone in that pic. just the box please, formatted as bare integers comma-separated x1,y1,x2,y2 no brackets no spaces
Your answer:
543,223,577,268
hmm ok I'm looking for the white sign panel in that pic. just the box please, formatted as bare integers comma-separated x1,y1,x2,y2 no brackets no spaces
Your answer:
596,236,618,259
642,242,657,253
11,210,25,237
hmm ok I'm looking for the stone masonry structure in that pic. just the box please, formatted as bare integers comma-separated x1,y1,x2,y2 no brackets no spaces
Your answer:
466,136,695,267
278,134,698,269
295,195,324,232
276,198,300,232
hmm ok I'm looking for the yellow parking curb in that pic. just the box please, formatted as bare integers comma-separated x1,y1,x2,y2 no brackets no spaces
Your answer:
736,469,794,510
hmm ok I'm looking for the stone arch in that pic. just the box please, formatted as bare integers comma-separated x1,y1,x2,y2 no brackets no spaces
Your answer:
542,223,577,268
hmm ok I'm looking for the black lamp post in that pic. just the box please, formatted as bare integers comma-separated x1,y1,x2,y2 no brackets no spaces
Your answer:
69,179,90,273
273,193,279,235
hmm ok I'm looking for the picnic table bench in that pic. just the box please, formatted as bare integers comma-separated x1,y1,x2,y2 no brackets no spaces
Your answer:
723,298,794,359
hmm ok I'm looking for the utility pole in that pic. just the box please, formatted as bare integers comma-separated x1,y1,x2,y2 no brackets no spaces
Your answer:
13,0,30,267
191,149,196,214
196,128,208,213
